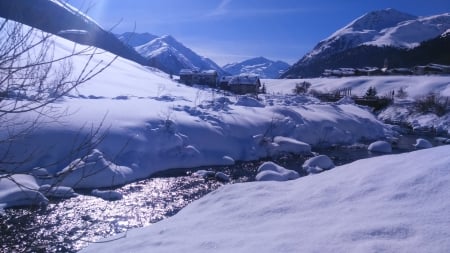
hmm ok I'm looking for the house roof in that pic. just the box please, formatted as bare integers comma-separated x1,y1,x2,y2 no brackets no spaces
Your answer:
229,75,260,85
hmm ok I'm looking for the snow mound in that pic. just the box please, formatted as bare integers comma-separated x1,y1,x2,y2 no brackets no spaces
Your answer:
303,155,335,174
80,146,450,253
255,161,299,181
414,138,433,149
91,189,123,201
0,174,48,210
54,149,134,189
368,140,392,153
39,185,77,198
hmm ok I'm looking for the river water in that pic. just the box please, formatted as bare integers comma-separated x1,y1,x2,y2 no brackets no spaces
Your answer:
0,134,447,253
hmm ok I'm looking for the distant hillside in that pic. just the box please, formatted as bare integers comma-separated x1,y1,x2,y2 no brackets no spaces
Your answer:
282,9,450,78
0,0,148,65
223,57,290,78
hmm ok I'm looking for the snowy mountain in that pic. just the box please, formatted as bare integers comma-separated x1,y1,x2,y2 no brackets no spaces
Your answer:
307,8,450,60
282,9,450,78
222,57,290,78
134,35,227,75
0,0,148,65
117,32,158,47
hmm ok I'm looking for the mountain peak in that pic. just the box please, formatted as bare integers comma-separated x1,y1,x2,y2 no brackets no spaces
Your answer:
134,34,226,75
347,8,417,31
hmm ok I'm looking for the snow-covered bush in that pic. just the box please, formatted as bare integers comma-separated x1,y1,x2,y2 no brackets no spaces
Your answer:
414,93,449,116
293,81,311,94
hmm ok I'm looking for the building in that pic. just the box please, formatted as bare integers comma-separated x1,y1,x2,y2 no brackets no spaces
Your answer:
225,75,261,94
179,69,218,87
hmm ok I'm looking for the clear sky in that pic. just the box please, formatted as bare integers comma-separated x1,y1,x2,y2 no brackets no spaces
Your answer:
65,0,450,66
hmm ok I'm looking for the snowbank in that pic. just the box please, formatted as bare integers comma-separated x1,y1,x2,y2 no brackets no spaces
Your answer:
80,145,450,253
0,174,48,210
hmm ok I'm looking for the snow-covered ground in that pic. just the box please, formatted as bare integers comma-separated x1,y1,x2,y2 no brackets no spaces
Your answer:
0,21,395,209
1,19,449,252
264,76,450,134
80,145,450,253
2,19,450,209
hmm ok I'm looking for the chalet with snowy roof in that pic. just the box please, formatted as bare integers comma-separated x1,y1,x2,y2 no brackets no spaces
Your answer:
179,69,218,87
223,75,261,94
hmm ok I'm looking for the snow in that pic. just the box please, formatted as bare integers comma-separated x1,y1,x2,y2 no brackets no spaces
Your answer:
1,18,448,227
302,155,335,174
269,136,311,156
368,140,392,153
414,138,433,149
265,76,450,134
1,36,394,189
255,161,299,181
80,145,450,253
0,174,48,211
48,149,134,189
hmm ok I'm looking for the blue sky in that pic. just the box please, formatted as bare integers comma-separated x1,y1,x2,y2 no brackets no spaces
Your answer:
65,0,450,66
